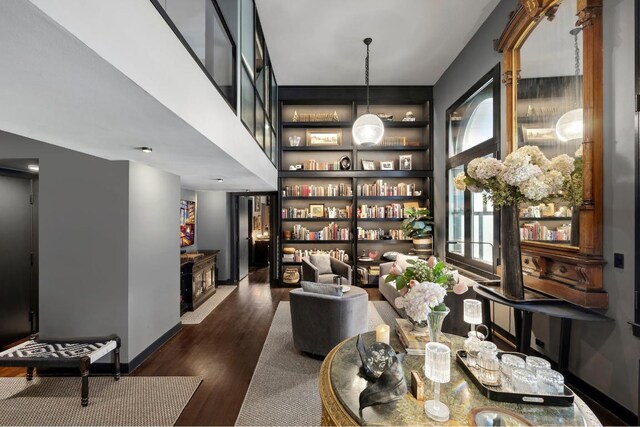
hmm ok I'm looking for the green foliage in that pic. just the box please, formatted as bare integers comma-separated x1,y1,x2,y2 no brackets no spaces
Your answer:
563,156,583,207
386,258,456,293
401,207,433,238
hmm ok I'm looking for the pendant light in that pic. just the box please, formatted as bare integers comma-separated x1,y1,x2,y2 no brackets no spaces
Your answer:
555,27,583,143
353,38,384,146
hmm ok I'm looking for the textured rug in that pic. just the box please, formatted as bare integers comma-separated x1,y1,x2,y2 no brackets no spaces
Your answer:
235,300,399,426
0,376,202,426
181,285,237,324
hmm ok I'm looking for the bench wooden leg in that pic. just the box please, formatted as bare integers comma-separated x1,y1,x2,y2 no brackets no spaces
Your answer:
26,367,34,381
113,347,121,381
80,357,90,407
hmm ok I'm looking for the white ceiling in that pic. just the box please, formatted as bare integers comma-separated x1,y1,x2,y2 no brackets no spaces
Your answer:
256,0,501,85
0,0,275,192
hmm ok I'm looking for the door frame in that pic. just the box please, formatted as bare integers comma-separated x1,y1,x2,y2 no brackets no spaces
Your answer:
229,191,278,284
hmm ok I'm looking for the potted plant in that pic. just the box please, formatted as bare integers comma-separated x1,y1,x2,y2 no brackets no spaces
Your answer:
402,207,433,255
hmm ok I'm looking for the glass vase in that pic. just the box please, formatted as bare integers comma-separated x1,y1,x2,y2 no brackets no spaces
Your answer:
500,205,524,300
427,307,450,344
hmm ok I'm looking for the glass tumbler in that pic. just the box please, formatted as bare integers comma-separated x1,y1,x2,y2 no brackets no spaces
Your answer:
511,368,538,394
526,356,551,375
537,369,565,394
500,354,526,391
463,333,482,368
477,341,500,386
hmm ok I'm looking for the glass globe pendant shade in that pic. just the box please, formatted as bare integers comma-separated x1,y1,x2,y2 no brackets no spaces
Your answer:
555,108,583,142
353,113,384,146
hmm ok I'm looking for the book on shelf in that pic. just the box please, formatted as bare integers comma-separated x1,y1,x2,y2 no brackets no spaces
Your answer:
357,203,405,219
357,181,416,197
282,205,352,219
283,184,352,197
395,318,451,355
356,228,407,240
289,223,350,240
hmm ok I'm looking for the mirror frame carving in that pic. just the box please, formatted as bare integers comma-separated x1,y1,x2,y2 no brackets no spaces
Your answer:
496,0,607,308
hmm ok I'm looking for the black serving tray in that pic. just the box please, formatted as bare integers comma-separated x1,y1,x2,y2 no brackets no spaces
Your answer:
456,350,575,407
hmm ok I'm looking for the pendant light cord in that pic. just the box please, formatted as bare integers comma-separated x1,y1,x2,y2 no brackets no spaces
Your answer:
364,38,372,113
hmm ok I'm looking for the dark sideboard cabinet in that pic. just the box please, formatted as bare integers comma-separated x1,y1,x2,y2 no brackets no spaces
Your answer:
180,250,219,314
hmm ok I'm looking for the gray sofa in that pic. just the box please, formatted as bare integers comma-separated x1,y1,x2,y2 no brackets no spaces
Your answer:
302,256,352,285
378,262,407,318
290,286,368,357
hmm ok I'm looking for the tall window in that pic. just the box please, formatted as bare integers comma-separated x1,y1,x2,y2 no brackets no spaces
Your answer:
446,65,501,275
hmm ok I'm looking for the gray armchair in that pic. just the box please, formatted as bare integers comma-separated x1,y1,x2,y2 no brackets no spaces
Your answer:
302,255,352,285
290,286,368,356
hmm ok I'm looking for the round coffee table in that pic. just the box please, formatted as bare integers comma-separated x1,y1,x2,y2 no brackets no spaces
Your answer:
319,331,601,426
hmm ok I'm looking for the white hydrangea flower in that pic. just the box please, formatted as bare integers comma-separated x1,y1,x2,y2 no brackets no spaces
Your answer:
543,170,564,194
467,158,482,179
519,177,551,201
549,154,575,176
453,172,467,191
474,158,505,180
501,163,542,186
518,145,550,169
399,281,447,323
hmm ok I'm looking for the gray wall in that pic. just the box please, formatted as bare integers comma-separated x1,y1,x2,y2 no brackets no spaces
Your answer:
0,130,183,364
0,130,131,359
128,162,181,359
196,190,232,281
433,0,639,414
180,188,198,251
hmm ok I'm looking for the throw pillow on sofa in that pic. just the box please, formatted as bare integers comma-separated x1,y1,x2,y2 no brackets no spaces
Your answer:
395,253,419,272
300,281,343,296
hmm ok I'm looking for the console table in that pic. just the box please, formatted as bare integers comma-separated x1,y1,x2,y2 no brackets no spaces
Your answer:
319,331,600,426
180,250,219,314
473,284,612,375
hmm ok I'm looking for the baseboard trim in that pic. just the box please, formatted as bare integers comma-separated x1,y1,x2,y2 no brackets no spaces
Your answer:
490,322,636,424
127,322,182,372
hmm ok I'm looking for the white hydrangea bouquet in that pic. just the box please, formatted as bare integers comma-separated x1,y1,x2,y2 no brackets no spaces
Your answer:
395,281,447,323
453,145,575,206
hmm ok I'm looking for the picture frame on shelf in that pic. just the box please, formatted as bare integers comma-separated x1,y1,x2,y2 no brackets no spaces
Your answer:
380,161,394,170
362,160,376,170
309,204,325,218
399,154,412,171
306,129,342,146
521,126,557,144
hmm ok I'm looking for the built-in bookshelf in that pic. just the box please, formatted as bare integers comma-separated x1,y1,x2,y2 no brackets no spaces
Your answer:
277,86,433,286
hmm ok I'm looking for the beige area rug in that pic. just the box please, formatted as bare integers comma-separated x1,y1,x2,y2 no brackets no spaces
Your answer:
181,285,237,324
0,376,202,426
235,301,398,426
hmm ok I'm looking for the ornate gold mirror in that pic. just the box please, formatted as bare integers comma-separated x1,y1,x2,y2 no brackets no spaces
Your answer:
497,0,607,308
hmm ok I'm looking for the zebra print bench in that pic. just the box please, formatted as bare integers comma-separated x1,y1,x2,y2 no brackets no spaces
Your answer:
0,335,121,407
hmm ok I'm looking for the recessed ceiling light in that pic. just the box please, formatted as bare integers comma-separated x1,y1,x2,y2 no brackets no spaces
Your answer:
27,164,39,172
140,147,153,153
217,178,224,182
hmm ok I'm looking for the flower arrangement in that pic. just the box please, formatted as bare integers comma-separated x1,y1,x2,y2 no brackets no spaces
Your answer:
453,145,575,206
385,256,468,322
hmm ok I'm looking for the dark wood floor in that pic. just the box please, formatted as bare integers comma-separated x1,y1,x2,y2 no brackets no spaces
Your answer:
0,266,623,426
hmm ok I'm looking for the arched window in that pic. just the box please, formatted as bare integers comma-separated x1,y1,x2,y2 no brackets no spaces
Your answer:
462,98,494,151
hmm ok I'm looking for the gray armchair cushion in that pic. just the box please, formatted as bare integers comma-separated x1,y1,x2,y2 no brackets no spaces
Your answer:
300,281,343,296
310,254,332,275
290,286,369,357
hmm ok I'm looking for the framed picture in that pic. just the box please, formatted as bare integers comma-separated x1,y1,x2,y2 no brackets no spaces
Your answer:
309,204,325,218
380,161,394,170
362,160,376,170
180,200,196,247
399,154,412,171
306,129,342,146
521,126,557,144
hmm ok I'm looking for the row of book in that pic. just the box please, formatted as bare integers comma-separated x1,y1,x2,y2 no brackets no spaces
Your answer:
356,204,406,219
300,159,342,171
283,184,352,197
356,228,407,240
520,203,573,218
287,223,351,241
281,206,352,219
520,221,571,242
358,181,418,197
283,248,349,263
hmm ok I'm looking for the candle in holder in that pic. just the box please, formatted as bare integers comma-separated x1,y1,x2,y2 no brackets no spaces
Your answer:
375,324,390,344
463,299,483,338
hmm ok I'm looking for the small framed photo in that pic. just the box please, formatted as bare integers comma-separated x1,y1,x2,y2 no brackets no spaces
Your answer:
362,160,376,170
306,129,342,146
380,161,394,170
521,126,557,144
309,204,325,218
399,154,412,171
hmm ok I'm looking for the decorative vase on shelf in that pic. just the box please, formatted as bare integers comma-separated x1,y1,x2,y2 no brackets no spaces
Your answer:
500,205,524,300
427,307,450,344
